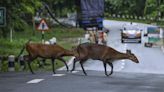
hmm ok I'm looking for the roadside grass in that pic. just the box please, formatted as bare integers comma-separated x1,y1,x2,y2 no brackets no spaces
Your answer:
0,25,84,72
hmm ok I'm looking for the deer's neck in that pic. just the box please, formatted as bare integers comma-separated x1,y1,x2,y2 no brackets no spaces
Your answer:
63,50,74,56
115,52,129,60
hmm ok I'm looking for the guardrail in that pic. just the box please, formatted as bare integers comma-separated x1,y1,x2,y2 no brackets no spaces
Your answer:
105,14,164,22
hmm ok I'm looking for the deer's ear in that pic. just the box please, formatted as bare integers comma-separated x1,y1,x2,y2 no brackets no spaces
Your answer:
126,49,131,54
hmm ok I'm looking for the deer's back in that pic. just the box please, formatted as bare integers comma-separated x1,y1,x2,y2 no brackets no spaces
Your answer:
76,43,119,60
26,43,67,58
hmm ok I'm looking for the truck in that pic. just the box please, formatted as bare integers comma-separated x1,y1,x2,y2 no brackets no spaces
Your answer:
76,0,104,30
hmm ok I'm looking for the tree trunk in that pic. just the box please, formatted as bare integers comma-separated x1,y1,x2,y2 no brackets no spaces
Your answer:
1,27,8,38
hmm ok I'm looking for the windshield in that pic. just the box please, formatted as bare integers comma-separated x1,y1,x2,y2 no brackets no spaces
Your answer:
124,25,139,30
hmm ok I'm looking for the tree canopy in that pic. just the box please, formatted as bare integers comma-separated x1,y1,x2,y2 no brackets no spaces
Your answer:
0,0,163,38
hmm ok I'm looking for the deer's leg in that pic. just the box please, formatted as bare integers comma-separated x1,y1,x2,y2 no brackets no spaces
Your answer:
51,58,56,74
28,62,34,74
27,56,36,74
58,57,69,72
23,64,26,70
21,59,26,70
107,62,113,75
80,60,87,76
71,58,78,72
21,55,28,70
42,58,50,66
103,62,108,76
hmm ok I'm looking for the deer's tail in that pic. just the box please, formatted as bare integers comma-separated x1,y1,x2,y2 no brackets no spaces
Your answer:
17,39,32,58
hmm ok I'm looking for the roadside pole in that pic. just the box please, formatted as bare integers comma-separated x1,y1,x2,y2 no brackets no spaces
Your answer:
10,28,13,42
41,31,45,43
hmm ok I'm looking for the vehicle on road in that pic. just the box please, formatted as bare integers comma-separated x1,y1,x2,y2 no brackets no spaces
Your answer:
121,23,142,43
144,26,163,47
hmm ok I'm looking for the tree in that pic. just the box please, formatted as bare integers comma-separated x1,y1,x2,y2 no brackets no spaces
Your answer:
0,0,42,38
105,0,146,16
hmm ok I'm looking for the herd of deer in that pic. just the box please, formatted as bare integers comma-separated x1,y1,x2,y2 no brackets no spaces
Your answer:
1,40,139,76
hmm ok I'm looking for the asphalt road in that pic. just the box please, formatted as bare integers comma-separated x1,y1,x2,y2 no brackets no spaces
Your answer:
0,71,164,92
0,20,164,92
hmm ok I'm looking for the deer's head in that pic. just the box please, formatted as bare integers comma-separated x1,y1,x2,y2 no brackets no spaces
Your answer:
126,50,139,63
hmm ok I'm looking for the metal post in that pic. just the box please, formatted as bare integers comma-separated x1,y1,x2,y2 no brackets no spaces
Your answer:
42,31,45,43
8,55,15,71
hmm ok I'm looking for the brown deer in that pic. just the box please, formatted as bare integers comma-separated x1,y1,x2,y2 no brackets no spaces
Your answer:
71,43,139,76
18,40,74,74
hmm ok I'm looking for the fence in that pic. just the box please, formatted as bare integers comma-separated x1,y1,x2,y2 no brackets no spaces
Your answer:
105,13,164,22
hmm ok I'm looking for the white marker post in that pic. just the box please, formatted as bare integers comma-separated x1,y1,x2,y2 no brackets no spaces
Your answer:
8,55,15,71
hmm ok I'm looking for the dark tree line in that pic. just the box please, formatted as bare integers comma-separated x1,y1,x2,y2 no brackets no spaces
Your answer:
0,0,163,38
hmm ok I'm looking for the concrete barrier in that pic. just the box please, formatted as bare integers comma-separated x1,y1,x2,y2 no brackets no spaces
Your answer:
117,15,120,18
19,55,25,69
8,55,15,71
112,14,116,18
122,15,125,18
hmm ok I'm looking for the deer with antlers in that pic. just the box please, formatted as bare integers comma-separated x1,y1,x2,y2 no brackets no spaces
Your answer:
71,43,139,76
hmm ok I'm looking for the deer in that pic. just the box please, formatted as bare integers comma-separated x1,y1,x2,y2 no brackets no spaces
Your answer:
71,43,139,76
18,40,74,74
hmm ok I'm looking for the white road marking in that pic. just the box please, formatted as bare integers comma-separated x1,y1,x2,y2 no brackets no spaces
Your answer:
71,71,79,74
27,79,44,84
52,74,65,77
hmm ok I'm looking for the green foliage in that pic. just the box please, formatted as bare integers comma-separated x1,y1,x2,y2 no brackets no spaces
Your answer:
105,0,146,16
0,0,42,38
144,0,157,15
105,0,164,23
0,25,84,55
